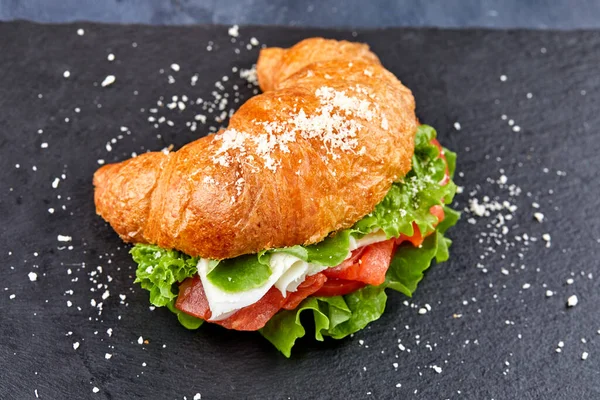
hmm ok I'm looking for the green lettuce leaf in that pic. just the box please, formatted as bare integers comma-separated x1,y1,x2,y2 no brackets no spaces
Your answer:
259,286,387,357
131,244,199,307
384,230,441,296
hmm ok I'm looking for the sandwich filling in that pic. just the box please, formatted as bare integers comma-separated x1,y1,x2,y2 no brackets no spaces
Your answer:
131,125,459,356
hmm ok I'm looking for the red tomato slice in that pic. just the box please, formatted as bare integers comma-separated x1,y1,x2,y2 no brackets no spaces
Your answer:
323,239,395,286
282,273,327,310
430,205,445,223
313,278,367,297
175,275,211,320
175,273,326,331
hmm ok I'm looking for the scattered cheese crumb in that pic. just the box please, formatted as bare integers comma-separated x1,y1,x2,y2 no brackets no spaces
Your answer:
533,212,544,222
105,353,112,359
432,365,442,374
500,75,507,82
101,75,116,87
522,283,531,289
63,70,71,78
170,63,180,72
582,352,589,360
567,295,578,307
454,122,461,130
107,53,115,61
28,272,38,282
57,235,72,242
92,387,99,394
228,25,239,37
138,336,144,345
73,342,80,350
545,290,553,297
77,28,84,36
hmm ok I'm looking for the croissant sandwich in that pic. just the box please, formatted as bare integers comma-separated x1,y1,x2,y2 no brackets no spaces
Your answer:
94,38,459,356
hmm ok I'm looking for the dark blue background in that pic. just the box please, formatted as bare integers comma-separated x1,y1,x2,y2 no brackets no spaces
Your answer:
1,0,600,28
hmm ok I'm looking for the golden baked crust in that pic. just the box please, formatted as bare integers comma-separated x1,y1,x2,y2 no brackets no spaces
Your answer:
93,38,417,259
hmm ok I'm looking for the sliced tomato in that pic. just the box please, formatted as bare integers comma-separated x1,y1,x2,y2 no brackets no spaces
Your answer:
175,275,211,320
323,239,395,286
313,278,367,297
175,273,326,331
395,222,424,247
430,204,445,223
282,273,327,310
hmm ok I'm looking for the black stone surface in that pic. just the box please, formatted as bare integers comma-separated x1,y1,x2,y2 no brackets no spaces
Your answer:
0,22,599,399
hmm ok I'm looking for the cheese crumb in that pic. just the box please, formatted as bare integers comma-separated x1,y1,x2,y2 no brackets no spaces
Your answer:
63,70,71,78
432,365,442,374
533,212,544,222
582,352,589,360
567,295,578,307
76,28,85,36
73,342,80,350
194,394,202,400
105,353,112,359
170,63,180,72
228,25,239,37
28,272,38,282
101,75,116,87
107,53,115,61
137,336,144,345
545,290,553,297
92,387,99,393
454,122,461,130
57,235,72,242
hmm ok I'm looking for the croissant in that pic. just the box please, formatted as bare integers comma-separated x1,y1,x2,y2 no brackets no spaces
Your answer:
93,38,418,260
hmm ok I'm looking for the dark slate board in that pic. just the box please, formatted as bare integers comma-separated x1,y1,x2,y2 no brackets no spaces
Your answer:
1,21,600,400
